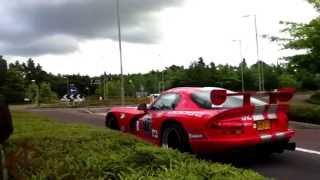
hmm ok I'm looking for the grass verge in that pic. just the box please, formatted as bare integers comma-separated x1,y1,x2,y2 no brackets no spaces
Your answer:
289,102,320,125
4,111,264,179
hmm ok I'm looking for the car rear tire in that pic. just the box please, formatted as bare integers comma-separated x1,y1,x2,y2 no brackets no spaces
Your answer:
161,123,190,152
105,114,119,130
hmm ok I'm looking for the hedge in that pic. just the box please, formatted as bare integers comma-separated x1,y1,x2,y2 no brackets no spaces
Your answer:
307,92,320,105
3,111,264,180
289,103,320,125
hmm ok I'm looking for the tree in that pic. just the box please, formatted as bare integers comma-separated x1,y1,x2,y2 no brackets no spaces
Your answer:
39,82,57,103
184,57,213,87
278,0,320,74
278,74,299,88
1,70,25,103
0,56,8,87
238,59,257,91
307,0,320,10
260,63,279,90
26,83,38,103
23,58,48,85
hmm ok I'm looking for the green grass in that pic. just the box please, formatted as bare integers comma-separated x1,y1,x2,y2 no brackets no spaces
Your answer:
4,111,264,180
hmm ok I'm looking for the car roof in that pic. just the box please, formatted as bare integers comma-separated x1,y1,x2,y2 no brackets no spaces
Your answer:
166,87,227,94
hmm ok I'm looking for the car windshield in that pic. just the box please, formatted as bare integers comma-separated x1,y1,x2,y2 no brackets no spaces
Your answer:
191,90,266,109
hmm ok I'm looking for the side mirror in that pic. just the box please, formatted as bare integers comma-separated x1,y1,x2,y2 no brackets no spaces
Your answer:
137,103,147,111
211,89,227,105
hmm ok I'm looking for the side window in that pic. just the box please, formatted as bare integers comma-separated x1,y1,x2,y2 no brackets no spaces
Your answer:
151,93,180,110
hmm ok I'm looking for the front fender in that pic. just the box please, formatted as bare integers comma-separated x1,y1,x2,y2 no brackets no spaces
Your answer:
108,106,146,132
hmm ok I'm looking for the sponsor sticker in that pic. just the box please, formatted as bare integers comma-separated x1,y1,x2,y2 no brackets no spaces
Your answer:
152,129,159,138
120,113,126,119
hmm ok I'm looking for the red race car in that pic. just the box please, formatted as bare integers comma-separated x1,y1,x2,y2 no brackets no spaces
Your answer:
105,87,296,154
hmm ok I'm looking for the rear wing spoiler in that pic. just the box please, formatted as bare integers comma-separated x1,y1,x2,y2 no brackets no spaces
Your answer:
211,88,295,106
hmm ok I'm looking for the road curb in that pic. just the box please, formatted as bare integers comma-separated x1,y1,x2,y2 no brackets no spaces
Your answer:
289,121,320,129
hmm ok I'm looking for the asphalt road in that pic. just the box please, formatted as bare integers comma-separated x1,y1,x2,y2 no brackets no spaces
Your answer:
28,107,320,180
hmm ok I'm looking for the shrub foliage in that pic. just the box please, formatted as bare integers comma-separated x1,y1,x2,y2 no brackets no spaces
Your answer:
5,111,264,180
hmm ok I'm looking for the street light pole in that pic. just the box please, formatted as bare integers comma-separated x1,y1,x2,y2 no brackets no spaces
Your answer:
243,14,263,91
116,0,125,105
161,70,165,92
158,54,165,92
253,15,264,91
31,80,40,107
64,76,69,95
67,78,69,94
103,72,107,100
261,34,270,91
233,40,245,92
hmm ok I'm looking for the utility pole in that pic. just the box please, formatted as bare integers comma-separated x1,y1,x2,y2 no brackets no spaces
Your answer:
63,76,69,95
261,34,270,91
67,78,69,94
103,72,107,100
161,70,165,92
158,54,165,92
243,14,263,91
253,15,262,91
32,80,40,107
233,40,245,92
116,0,125,105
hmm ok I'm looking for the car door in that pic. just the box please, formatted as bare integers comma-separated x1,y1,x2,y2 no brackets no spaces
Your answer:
138,93,180,143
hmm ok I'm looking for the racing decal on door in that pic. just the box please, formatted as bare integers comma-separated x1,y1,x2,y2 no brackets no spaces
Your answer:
141,113,152,135
151,129,159,138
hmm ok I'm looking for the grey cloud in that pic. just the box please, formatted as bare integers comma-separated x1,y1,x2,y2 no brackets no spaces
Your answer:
0,0,183,56
1,35,79,56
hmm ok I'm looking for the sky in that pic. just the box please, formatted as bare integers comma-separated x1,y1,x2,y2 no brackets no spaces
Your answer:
1,0,318,76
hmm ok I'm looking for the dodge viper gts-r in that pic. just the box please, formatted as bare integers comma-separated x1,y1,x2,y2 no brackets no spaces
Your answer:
105,87,296,155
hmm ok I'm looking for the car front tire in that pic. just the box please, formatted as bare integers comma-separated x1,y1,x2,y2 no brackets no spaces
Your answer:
161,123,190,152
105,114,119,130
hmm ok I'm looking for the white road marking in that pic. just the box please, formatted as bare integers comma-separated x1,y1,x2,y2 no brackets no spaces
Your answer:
296,147,320,155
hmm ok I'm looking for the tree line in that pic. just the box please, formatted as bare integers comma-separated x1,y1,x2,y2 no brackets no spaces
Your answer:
0,55,318,104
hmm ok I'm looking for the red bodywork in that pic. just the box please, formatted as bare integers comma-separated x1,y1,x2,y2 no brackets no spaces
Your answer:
106,87,295,154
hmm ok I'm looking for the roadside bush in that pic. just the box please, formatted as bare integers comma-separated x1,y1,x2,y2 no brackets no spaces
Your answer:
278,74,298,88
26,82,58,104
288,103,320,124
307,92,320,105
5,111,264,180
299,72,319,90
39,82,58,103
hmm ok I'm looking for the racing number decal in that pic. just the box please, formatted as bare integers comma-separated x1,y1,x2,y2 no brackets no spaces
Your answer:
142,114,152,134
138,113,158,138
